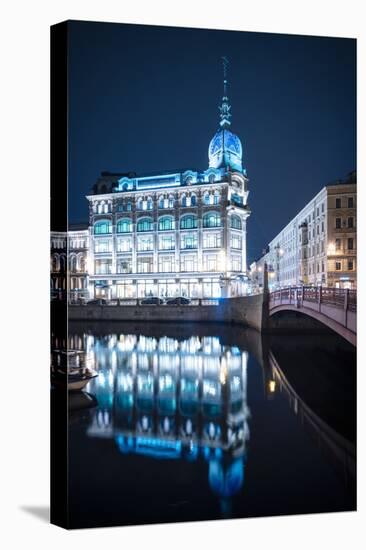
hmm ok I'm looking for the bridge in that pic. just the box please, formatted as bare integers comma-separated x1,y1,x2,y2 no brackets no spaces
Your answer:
269,286,356,346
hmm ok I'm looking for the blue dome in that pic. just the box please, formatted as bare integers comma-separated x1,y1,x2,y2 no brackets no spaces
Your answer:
208,128,243,172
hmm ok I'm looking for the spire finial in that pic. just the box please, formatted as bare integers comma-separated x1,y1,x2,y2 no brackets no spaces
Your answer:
222,56,229,95
219,56,231,128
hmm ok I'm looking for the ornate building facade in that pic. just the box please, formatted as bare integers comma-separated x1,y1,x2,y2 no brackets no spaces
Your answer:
250,171,357,291
84,73,251,301
50,224,89,302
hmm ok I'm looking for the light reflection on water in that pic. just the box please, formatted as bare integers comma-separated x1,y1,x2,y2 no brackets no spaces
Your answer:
57,325,356,528
85,333,250,501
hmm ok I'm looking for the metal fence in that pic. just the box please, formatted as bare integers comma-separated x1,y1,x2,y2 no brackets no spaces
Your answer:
270,286,357,312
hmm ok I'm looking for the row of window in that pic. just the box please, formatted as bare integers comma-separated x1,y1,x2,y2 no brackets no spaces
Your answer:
335,217,354,229
335,260,354,271
335,237,355,251
94,233,242,253
335,197,354,209
94,255,242,274
94,190,224,214
94,214,243,234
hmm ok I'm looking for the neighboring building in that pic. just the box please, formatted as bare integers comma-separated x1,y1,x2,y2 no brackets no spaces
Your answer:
85,73,251,300
250,171,357,290
50,224,89,302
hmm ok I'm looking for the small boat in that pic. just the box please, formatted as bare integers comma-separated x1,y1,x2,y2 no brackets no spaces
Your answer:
51,368,98,391
51,348,98,391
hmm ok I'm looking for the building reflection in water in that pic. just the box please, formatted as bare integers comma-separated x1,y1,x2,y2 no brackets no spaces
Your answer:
82,332,250,511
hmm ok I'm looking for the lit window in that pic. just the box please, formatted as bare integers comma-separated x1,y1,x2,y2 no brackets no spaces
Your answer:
95,239,112,253
137,257,153,273
180,215,197,230
203,233,221,248
159,256,175,273
137,218,153,232
158,216,175,231
117,258,132,273
180,255,197,272
137,236,154,252
231,256,242,271
230,234,242,249
203,255,219,271
116,218,132,233
230,215,242,230
95,259,112,274
203,212,221,228
203,192,210,205
117,238,132,252
181,233,198,249
94,220,112,235
159,235,175,250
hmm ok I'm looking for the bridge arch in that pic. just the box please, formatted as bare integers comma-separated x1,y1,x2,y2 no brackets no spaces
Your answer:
269,287,356,347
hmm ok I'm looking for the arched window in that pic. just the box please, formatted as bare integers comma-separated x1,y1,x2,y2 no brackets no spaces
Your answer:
97,203,103,214
79,256,86,272
60,255,66,272
104,203,109,214
147,197,153,210
231,215,242,230
158,195,164,209
137,217,153,232
158,216,175,231
209,173,216,183
168,195,175,208
203,212,221,228
117,203,124,212
116,218,132,233
191,193,197,206
180,215,197,230
126,201,132,211
94,220,112,235
181,194,187,207
70,255,77,272
136,198,143,210
52,255,58,272
213,191,220,205
203,192,210,205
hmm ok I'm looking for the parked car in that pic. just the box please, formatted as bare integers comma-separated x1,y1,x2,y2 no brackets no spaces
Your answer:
86,298,108,306
166,296,191,305
140,296,164,305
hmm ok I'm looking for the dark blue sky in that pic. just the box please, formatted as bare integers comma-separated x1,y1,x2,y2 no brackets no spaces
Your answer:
68,20,356,263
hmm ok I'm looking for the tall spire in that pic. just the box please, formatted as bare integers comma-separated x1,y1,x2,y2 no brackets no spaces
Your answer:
219,56,231,128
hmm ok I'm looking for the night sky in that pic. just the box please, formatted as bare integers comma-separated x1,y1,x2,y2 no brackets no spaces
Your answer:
67,20,356,263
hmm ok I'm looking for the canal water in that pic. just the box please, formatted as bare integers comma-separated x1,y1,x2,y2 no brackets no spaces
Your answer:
64,322,356,529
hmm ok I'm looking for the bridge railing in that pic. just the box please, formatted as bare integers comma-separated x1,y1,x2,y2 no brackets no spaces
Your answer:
269,286,357,312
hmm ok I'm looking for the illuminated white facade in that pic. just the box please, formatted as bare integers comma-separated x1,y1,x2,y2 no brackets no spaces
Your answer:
86,72,251,300
250,172,357,290
50,225,90,302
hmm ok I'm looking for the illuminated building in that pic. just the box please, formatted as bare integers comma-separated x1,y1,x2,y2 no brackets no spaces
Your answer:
86,65,250,300
50,224,90,302
250,171,357,290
